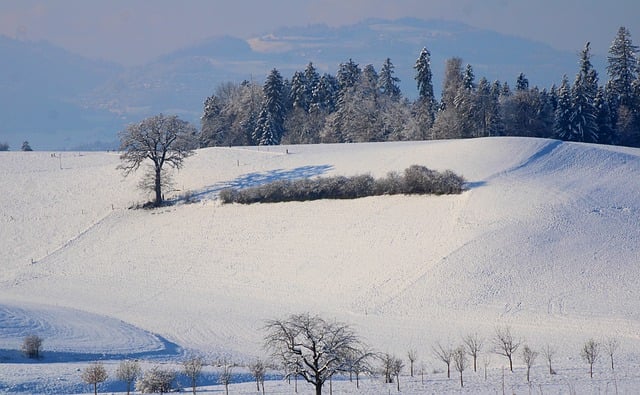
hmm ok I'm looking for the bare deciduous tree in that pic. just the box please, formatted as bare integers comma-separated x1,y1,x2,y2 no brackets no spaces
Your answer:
482,355,491,380
407,349,418,377
432,342,454,378
183,356,204,395
264,313,366,395
463,333,483,372
493,326,521,372
541,343,556,375
116,360,141,395
118,113,198,207
22,334,43,359
82,362,108,395
345,347,375,389
380,353,404,391
453,346,467,388
604,337,620,371
249,358,266,394
521,344,538,382
136,366,175,394
581,339,600,378
219,362,233,395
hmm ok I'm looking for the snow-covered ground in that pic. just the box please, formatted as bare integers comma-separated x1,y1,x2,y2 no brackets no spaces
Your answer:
1,137,639,394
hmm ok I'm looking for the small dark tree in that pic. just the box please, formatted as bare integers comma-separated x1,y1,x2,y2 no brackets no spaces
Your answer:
22,334,43,359
521,345,538,382
407,349,417,377
21,141,33,151
82,362,108,395
541,343,556,375
118,114,198,207
249,358,266,394
183,356,204,395
494,326,520,372
0,142,9,151
581,339,600,378
604,337,620,371
453,346,467,388
219,362,233,395
463,333,483,372
116,360,141,395
432,342,453,378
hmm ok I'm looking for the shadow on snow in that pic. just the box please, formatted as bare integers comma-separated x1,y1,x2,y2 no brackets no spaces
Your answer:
173,164,334,203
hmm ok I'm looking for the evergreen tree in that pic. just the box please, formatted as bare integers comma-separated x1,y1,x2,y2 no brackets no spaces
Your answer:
21,141,33,151
607,26,638,107
311,74,339,113
554,75,573,139
304,62,320,107
361,64,379,97
255,68,286,145
594,86,616,144
413,47,437,137
290,71,309,111
463,64,475,91
337,59,361,92
415,47,435,102
516,73,529,91
569,42,599,142
378,58,401,99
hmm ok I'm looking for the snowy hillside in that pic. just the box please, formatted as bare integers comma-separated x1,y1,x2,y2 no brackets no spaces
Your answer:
1,137,640,393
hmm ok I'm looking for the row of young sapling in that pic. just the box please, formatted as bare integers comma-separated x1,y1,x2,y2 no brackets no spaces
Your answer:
16,317,622,394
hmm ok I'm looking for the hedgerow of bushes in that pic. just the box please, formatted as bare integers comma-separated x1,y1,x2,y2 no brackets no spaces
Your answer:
219,165,465,204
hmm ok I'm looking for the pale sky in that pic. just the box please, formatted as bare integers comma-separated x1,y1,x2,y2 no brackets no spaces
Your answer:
0,0,638,66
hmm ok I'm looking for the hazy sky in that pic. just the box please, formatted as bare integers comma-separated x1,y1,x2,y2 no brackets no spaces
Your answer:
1,0,638,66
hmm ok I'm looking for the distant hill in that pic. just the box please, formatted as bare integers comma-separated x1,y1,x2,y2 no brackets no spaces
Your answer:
0,18,605,150
0,35,124,151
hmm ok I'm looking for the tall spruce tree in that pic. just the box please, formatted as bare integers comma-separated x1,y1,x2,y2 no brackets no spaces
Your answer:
607,27,638,107
290,71,309,112
414,47,437,136
378,58,401,99
554,75,573,139
569,42,599,142
516,73,529,91
594,86,616,144
255,68,286,145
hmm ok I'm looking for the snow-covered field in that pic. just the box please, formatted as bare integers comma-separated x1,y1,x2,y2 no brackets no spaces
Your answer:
1,137,639,394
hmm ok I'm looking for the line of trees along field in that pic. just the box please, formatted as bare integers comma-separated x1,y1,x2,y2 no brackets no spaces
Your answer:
18,315,624,394
201,26,640,148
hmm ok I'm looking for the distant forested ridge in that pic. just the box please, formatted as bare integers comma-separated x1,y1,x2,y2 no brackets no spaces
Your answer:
201,27,640,148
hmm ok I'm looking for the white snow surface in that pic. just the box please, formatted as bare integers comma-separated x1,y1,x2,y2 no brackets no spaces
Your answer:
1,137,640,393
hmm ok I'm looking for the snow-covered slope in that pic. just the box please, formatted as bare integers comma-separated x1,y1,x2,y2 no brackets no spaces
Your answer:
1,137,639,393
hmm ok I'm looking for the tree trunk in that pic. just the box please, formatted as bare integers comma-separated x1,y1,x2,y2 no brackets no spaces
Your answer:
508,355,513,372
93,382,97,395
526,366,530,382
315,383,322,395
154,166,162,206
446,363,450,378
473,356,477,372
590,363,593,378
459,371,463,388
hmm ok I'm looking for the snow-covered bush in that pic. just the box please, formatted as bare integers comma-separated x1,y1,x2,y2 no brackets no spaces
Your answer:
220,165,465,204
136,366,175,394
